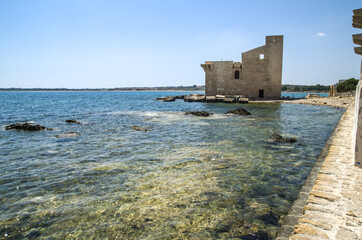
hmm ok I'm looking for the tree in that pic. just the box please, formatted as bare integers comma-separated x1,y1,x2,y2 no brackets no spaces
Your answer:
336,78,359,92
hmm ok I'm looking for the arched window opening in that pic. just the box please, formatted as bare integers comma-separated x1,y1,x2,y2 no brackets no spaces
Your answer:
234,70,240,79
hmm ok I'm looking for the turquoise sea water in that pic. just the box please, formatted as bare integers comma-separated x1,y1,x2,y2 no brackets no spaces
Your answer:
281,92,329,98
0,91,344,239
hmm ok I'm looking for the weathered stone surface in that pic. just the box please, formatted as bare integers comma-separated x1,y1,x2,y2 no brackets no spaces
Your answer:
130,126,150,131
5,122,52,131
287,106,362,240
56,132,80,138
202,36,283,100
335,227,359,240
205,96,216,102
238,97,249,103
298,218,333,230
268,133,297,143
316,174,338,183
225,107,251,115
310,190,340,201
294,224,329,238
223,97,236,103
185,111,213,117
312,184,334,193
183,94,205,102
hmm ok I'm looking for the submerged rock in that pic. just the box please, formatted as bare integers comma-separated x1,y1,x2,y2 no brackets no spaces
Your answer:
258,210,280,225
56,132,80,138
5,122,52,131
131,126,150,131
239,230,270,240
185,111,213,117
225,108,251,115
269,133,297,143
66,119,81,124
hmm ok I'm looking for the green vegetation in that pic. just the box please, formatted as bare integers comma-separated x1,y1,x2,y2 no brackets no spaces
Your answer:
336,78,359,92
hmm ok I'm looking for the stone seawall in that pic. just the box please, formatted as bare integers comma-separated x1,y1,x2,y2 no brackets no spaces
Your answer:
276,105,362,239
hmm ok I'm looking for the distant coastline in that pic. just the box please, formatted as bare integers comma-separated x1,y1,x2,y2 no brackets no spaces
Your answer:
0,86,205,92
0,84,330,92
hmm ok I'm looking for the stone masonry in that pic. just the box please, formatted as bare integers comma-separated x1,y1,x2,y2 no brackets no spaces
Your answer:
201,35,283,100
277,105,362,239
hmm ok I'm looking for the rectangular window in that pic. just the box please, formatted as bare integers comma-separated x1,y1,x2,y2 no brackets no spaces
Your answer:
259,54,264,60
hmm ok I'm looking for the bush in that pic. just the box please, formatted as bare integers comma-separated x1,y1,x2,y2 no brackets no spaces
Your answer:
336,78,359,92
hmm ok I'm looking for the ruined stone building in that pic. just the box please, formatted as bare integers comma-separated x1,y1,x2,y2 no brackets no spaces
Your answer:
201,35,283,100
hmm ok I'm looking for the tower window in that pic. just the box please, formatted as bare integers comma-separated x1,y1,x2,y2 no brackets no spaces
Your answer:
259,54,264,60
259,89,264,98
234,70,240,79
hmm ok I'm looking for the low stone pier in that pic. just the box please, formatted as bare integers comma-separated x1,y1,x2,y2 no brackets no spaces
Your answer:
277,105,362,239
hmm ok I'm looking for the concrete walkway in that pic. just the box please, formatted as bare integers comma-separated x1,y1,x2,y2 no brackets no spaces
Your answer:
278,105,362,239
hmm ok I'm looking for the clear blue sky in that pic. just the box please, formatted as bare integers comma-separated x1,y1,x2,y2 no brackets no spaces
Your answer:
0,0,361,88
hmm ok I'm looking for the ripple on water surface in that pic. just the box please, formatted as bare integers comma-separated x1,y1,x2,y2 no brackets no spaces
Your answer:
0,91,344,239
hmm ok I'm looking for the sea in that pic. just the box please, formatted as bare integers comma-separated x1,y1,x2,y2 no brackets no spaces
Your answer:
0,91,344,239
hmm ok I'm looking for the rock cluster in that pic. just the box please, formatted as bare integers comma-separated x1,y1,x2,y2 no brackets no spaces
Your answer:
269,133,297,143
156,95,186,102
157,94,249,103
156,96,176,102
131,125,150,131
225,108,251,115
185,111,213,117
66,119,81,124
5,122,52,131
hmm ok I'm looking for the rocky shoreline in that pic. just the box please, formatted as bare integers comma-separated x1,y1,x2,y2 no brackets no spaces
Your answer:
253,96,354,109
156,94,354,109
156,94,249,103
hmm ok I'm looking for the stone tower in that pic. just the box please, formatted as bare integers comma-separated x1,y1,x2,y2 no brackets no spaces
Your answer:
201,35,283,100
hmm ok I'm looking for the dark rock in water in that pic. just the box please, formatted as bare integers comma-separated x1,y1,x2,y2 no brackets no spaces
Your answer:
174,95,186,99
56,132,80,138
5,122,52,131
258,210,280,226
66,119,80,124
269,133,297,143
131,126,150,131
156,96,176,102
239,230,270,240
225,108,251,115
185,111,213,117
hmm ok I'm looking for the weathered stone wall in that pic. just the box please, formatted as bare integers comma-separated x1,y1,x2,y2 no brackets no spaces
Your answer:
353,80,362,167
201,35,283,99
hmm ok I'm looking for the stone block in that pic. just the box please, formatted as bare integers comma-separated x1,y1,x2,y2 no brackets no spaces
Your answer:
298,218,333,230
294,224,329,239
310,190,340,201
316,174,338,183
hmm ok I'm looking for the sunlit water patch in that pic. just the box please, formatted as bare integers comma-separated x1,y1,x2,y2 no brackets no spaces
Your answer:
0,91,344,239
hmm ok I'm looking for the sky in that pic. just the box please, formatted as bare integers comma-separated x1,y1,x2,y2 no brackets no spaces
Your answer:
0,0,361,88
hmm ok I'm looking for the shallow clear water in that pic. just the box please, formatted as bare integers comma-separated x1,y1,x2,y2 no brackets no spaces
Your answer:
0,91,344,239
